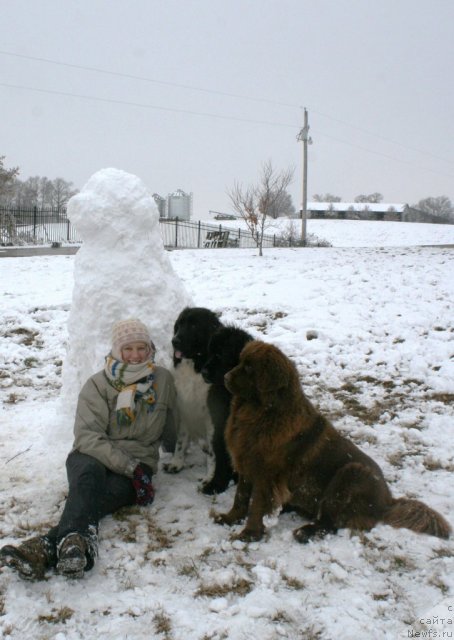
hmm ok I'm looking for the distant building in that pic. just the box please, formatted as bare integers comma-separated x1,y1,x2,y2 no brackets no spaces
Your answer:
152,189,193,220
167,189,193,220
300,202,437,222
294,202,442,223
152,193,167,218
306,202,405,221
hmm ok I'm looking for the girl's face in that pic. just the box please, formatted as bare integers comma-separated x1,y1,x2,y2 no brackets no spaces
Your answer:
120,341,150,364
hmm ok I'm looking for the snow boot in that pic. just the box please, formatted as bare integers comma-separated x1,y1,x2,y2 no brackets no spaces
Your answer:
57,532,90,579
0,535,57,580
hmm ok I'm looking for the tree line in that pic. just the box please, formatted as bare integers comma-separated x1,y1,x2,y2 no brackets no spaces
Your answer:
2,155,452,224
0,156,78,210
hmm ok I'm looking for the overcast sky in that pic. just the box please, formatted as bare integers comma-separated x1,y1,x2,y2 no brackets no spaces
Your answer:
1,0,453,217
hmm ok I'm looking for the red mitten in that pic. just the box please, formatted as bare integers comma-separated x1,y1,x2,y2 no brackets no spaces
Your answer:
132,464,155,506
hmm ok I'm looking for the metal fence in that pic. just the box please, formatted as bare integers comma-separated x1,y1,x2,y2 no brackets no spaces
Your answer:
0,207,278,249
160,218,277,249
0,207,79,245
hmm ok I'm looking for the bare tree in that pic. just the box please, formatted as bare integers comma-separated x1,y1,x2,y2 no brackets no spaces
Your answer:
269,190,296,218
354,192,383,203
0,156,20,200
49,177,78,210
228,161,294,256
1,170,78,210
312,193,342,203
415,196,453,223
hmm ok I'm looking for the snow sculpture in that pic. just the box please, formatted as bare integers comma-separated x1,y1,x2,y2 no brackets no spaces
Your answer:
61,167,191,415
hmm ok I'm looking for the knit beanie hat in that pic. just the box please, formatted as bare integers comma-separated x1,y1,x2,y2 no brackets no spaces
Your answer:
111,319,154,360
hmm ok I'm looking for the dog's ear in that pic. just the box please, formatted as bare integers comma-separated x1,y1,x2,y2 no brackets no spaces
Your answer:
255,348,291,406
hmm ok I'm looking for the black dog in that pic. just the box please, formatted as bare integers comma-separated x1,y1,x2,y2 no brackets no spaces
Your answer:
163,307,224,493
200,325,254,494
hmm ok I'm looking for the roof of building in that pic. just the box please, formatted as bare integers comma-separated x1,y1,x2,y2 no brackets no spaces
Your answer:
307,202,406,213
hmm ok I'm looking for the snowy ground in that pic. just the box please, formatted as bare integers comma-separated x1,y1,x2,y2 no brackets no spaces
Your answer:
0,221,453,640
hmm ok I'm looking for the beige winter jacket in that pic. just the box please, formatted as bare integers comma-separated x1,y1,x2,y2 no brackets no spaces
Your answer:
72,366,178,477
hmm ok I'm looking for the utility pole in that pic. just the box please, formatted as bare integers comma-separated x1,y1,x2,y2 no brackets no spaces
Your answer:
297,108,311,245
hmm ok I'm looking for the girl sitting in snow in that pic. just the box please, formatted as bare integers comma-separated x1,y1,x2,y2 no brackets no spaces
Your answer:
0,318,178,580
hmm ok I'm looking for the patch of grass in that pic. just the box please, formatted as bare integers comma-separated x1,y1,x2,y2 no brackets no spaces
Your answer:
272,610,294,624
24,357,39,368
178,559,200,579
387,450,418,468
402,378,425,387
7,327,39,346
38,606,74,624
271,311,287,320
119,521,138,543
4,393,22,404
153,610,172,638
339,395,383,425
341,382,360,394
429,392,454,405
423,456,454,472
201,632,229,640
298,625,324,639
428,575,449,595
372,593,389,601
195,578,253,599
112,506,142,520
387,451,406,468
357,532,387,552
392,555,417,572
147,519,173,551
431,546,454,559
282,573,306,590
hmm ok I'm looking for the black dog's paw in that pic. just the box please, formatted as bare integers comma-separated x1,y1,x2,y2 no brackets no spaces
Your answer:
200,478,229,495
293,523,337,544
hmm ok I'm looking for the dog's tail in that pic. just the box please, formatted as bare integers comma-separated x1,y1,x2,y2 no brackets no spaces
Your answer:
383,497,451,539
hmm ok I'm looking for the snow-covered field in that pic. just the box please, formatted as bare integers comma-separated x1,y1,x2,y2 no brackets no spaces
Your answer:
1,220,453,640
214,216,454,248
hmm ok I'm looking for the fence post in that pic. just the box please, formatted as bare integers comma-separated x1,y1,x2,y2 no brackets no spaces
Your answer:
67,219,70,242
175,217,179,248
33,206,37,240
197,220,201,248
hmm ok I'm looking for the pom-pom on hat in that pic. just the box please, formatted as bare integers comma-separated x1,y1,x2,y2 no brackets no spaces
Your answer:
111,319,154,360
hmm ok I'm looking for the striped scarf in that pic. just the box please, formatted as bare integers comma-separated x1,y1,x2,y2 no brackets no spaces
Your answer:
104,355,157,426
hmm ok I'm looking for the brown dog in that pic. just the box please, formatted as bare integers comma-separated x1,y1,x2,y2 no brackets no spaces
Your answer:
213,340,451,543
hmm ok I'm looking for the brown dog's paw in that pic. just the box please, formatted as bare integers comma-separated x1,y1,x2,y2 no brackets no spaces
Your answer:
233,526,265,542
210,510,235,527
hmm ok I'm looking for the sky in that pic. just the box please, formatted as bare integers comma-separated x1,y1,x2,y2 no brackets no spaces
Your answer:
1,0,453,217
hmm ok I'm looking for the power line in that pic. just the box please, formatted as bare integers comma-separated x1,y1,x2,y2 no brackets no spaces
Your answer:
313,110,454,167
1,81,453,181
1,49,453,167
0,81,298,129
0,49,298,110
316,130,454,179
